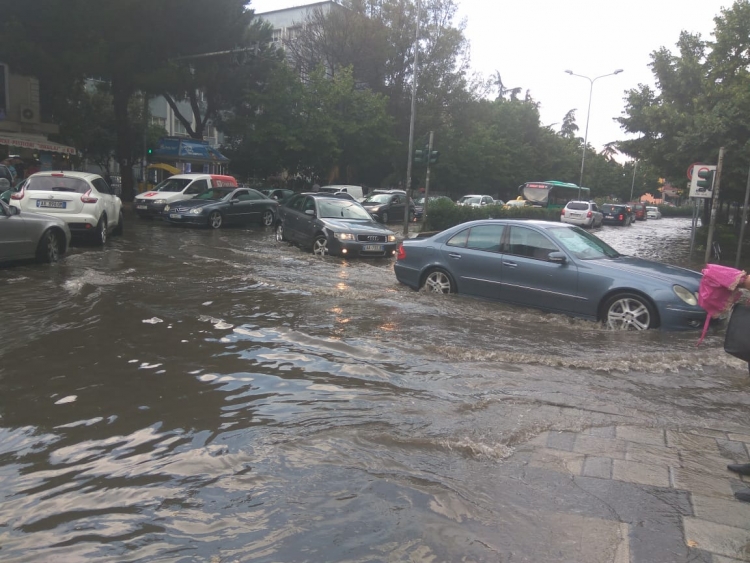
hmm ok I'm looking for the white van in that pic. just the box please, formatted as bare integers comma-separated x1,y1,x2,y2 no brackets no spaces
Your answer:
318,184,364,201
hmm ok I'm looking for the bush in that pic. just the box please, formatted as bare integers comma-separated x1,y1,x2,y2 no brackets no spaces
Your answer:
659,205,693,217
423,200,560,231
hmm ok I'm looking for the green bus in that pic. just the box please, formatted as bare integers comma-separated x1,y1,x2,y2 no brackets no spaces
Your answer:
518,180,590,209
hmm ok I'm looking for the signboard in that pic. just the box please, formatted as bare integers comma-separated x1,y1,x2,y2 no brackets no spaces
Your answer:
688,164,717,198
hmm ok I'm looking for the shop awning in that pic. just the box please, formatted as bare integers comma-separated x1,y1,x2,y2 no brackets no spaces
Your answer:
153,136,229,163
0,133,77,155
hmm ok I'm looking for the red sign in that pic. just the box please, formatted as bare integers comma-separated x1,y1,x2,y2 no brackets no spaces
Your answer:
687,163,704,180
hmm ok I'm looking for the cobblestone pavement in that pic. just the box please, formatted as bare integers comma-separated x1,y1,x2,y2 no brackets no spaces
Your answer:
511,424,750,562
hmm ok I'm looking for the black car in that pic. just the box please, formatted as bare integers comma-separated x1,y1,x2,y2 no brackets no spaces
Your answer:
361,191,415,223
261,188,295,204
601,203,633,226
275,193,398,257
162,187,279,229
413,195,452,220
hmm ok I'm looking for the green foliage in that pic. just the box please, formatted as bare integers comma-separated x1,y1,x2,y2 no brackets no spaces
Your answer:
423,199,559,231
658,205,694,217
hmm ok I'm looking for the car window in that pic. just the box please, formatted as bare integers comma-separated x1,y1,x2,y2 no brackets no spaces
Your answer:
155,178,192,192
547,226,620,259
446,228,470,247
566,202,589,211
92,178,111,195
601,204,614,212
507,226,559,260
234,190,251,201
303,197,316,214
244,189,265,201
591,203,599,212
465,225,504,252
362,194,391,204
196,188,232,200
318,200,372,220
287,194,304,210
186,180,208,194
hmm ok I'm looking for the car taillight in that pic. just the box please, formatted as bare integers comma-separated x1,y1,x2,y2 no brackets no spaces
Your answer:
587,210,592,218
618,214,623,220
10,186,23,200
397,244,406,260
561,208,565,215
81,189,98,204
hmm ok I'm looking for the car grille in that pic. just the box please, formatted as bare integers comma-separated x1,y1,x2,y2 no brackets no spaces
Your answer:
357,234,386,243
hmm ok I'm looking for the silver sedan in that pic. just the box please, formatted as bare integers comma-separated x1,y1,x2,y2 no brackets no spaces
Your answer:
0,199,71,264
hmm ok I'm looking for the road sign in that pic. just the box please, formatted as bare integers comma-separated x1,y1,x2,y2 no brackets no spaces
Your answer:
687,162,703,180
689,164,716,198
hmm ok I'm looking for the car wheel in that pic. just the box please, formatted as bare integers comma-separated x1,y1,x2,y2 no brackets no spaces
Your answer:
36,229,61,263
313,234,329,256
275,223,287,242
261,210,274,227
422,269,455,294
113,210,124,236
602,293,656,331
208,211,223,229
381,211,389,223
95,216,107,245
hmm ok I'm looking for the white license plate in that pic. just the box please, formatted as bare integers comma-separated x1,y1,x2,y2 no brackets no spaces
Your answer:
37,200,66,209
363,244,384,251
169,213,181,219
136,205,148,210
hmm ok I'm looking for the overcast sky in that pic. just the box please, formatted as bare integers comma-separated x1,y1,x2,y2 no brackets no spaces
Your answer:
251,0,731,153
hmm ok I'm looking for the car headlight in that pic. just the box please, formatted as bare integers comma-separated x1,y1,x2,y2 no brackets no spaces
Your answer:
189,207,204,215
673,285,698,306
387,235,396,242
163,204,170,211
334,232,355,241
153,199,167,205
369,206,381,212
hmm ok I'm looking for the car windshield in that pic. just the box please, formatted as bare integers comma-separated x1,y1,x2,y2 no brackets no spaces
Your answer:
459,196,481,204
362,194,391,204
195,188,233,200
318,200,373,220
154,178,192,192
26,176,89,193
601,204,619,212
547,226,621,260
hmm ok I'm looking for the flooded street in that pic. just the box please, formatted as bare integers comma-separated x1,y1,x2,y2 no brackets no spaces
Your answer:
1,214,749,562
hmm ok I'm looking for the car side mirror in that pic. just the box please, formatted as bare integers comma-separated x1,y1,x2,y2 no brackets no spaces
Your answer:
548,251,567,264
305,209,315,216
9,205,19,215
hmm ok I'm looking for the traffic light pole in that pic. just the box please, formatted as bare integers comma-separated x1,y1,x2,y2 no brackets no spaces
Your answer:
421,131,434,225
705,147,725,264
403,0,421,237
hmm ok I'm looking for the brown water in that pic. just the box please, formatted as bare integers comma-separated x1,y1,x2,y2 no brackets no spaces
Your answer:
0,215,746,562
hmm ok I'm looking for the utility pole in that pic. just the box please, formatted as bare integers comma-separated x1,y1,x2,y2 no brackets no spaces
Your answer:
735,163,750,268
403,0,420,236
422,131,434,225
705,147,725,264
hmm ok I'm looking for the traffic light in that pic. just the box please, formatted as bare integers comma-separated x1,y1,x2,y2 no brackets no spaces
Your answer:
696,169,715,192
414,148,425,163
429,150,440,164
147,148,153,155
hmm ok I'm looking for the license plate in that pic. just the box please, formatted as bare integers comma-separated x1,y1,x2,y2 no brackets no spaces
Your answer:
37,200,66,209
169,213,181,219
136,205,148,210
363,244,384,251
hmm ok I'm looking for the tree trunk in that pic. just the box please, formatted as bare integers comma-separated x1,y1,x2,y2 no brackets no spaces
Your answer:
113,76,136,202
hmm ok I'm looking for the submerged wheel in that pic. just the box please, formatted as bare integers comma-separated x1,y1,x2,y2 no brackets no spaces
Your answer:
95,216,107,245
313,235,329,256
603,293,656,331
422,269,455,294
381,211,389,223
275,223,286,242
113,210,124,236
208,211,223,229
36,230,61,263
261,210,275,227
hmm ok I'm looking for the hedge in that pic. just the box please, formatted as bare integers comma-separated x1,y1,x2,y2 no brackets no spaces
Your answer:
423,200,561,231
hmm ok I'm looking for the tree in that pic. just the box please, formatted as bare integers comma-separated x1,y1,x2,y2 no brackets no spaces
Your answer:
560,109,579,139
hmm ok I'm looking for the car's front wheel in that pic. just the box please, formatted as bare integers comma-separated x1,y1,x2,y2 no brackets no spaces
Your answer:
94,216,107,245
36,229,61,263
313,234,329,256
208,211,223,229
602,293,657,330
381,211,389,223
422,269,455,294
261,210,274,227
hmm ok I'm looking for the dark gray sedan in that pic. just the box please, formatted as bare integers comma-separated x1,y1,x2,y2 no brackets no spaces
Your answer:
0,199,71,264
394,219,706,331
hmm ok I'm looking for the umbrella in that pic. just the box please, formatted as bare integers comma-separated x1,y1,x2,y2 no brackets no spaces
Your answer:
697,264,747,344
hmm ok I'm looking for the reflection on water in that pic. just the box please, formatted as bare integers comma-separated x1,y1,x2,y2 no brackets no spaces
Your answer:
0,216,744,561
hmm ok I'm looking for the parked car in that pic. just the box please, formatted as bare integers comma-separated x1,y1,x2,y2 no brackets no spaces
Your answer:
261,188,295,204
135,174,237,218
503,198,533,210
413,195,452,220
457,195,496,207
628,202,648,221
646,206,662,220
318,185,365,201
163,186,278,229
600,203,633,226
361,191,415,223
394,219,706,331
561,201,603,228
10,171,123,244
275,193,398,257
0,198,71,264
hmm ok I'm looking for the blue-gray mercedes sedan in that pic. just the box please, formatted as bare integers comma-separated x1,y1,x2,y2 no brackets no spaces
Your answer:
394,219,706,331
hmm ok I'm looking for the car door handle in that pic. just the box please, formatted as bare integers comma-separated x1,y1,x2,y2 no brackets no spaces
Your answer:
448,253,461,259
502,261,517,267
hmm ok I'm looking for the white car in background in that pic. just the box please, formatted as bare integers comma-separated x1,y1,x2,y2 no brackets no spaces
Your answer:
560,200,604,228
134,174,237,218
10,171,123,244
457,194,499,207
646,206,662,219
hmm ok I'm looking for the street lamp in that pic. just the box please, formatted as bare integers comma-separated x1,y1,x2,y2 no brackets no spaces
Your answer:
565,68,624,198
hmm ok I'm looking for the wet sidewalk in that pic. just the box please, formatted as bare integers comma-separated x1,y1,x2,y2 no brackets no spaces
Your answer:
511,424,750,562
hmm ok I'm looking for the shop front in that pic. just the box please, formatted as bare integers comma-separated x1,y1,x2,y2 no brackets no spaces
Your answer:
0,133,78,181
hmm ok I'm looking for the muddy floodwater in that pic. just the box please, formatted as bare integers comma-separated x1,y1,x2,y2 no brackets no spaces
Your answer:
0,215,747,562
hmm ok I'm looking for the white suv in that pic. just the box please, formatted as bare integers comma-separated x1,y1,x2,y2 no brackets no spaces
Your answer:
11,171,123,244
560,200,603,228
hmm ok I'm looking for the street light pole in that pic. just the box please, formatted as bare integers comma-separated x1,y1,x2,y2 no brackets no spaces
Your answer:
403,0,420,236
565,69,624,199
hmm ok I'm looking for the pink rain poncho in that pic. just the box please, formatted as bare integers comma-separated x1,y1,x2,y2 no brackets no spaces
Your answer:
697,264,747,344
